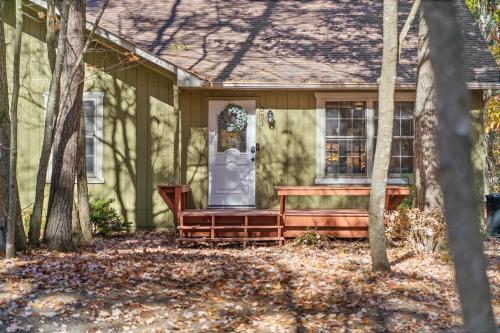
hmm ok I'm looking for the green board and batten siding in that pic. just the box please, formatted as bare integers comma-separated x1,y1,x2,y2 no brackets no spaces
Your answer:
4,5,485,230
4,8,179,229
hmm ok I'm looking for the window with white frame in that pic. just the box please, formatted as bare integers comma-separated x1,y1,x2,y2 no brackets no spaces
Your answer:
316,92,415,184
325,101,367,176
374,101,414,176
46,92,104,183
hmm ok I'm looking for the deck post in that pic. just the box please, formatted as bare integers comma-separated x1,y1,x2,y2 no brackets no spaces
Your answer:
277,215,283,246
243,216,248,249
279,194,286,227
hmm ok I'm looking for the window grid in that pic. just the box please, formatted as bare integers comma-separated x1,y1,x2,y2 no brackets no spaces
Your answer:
374,101,415,176
83,100,97,178
324,101,367,176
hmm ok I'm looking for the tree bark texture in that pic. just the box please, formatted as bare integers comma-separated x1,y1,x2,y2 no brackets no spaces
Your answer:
0,0,9,253
414,12,443,212
423,2,496,332
6,0,23,258
45,0,84,252
368,0,397,272
74,101,92,245
28,0,61,246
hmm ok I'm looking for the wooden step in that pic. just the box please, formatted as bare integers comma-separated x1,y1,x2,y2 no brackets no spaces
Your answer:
178,225,283,230
182,209,279,217
178,237,284,242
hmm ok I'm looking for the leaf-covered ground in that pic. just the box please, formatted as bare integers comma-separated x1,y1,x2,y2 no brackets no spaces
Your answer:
0,233,498,333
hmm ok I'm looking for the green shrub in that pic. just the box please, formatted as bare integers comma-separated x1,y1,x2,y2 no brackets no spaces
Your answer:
89,197,129,236
397,175,416,210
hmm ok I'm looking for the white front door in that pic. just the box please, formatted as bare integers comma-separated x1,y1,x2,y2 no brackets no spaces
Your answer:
208,100,256,207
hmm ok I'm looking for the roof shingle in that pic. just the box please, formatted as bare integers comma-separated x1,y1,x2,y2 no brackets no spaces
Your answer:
87,0,499,85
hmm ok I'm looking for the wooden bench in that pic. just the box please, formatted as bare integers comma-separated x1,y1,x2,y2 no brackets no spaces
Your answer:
275,186,410,238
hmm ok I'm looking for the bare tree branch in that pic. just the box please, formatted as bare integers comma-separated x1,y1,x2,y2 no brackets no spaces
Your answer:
398,0,421,60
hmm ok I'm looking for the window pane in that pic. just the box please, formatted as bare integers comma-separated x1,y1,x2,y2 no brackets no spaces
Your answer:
401,119,413,136
400,139,413,157
400,102,414,118
86,156,95,176
352,119,365,136
86,137,94,156
339,140,348,156
84,100,96,134
391,139,400,156
389,157,400,174
339,119,349,136
393,119,400,136
339,108,351,120
401,157,413,173
326,119,339,136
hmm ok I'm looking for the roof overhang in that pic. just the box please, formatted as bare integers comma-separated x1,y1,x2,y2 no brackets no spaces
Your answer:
27,0,500,91
29,0,206,87
197,81,500,90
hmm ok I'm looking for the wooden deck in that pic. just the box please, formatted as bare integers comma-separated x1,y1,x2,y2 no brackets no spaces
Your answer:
157,185,410,245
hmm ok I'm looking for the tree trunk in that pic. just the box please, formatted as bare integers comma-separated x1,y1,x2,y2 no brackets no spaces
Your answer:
29,0,65,246
0,0,9,253
73,107,92,245
368,0,397,272
5,0,23,258
422,2,496,332
44,0,85,252
414,12,443,212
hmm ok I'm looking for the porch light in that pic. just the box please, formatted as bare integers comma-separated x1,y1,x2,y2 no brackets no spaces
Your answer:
267,109,276,129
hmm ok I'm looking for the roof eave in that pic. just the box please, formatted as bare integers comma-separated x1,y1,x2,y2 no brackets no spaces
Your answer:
199,81,500,90
29,0,206,87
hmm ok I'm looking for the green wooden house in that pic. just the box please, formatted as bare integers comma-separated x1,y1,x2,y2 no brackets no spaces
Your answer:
3,0,499,232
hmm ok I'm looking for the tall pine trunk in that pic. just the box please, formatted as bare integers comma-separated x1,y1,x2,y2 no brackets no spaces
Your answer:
414,12,443,211
29,0,66,246
44,0,85,251
422,2,496,332
368,0,397,272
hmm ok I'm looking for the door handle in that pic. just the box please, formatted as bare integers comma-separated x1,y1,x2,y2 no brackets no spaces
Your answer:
251,157,255,162
250,146,256,153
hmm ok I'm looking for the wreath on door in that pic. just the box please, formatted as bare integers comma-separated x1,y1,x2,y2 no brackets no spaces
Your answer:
218,103,247,132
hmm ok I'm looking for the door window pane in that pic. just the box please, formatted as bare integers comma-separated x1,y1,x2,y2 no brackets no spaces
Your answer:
217,109,247,153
